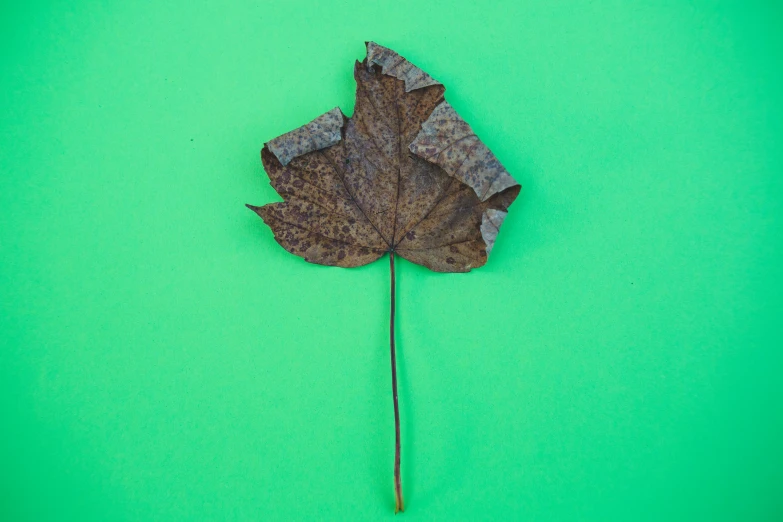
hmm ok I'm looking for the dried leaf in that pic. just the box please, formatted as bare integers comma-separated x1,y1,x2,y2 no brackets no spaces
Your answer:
246,42,522,513
248,42,520,273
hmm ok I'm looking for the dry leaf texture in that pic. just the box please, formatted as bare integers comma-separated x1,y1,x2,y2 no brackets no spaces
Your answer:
248,42,520,272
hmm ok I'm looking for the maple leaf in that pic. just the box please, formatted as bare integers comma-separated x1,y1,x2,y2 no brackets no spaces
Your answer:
247,42,520,512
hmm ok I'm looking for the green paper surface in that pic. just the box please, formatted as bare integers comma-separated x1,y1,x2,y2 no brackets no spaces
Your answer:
1,1,781,520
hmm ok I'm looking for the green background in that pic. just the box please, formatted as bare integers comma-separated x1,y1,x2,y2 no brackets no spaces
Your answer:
2,1,781,520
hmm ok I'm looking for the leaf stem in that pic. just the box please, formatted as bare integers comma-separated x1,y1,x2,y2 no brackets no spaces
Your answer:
389,251,404,513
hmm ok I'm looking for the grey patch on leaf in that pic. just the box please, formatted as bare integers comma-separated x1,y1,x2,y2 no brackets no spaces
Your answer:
366,41,441,92
267,107,345,166
409,101,518,201
480,209,507,256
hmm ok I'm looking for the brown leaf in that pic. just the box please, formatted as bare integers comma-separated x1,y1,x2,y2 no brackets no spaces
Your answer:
246,42,524,513
248,42,520,273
